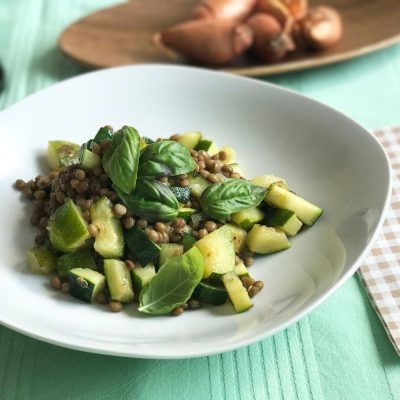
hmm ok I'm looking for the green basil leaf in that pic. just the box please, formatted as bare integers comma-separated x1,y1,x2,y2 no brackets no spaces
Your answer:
102,126,140,194
139,247,204,315
139,140,196,178
114,179,179,222
200,178,267,220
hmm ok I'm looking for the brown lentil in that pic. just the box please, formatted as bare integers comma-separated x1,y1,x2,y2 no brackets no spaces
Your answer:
88,224,99,236
244,256,254,267
137,219,148,229
33,190,46,200
205,159,215,170
180,178,190,187
204,221,217,233
35,233,46,245
171,306,184,316
198,228,208,239
235,255,241,265
199,170,210,179
160,231,170,243
198,150,208,159
91,143,101,155
190,149,198,157
147,229,160,243
50,275,61,290
76,181,89,194
221,164,233,173
188,299,201,310
123,216,135,229
74,169,86,181
213,161,222,173
125,260,136,270
230,172,241,179
170,133,181,141
248,286,259,298
155,222,167,233
241,276,256,289
96,292,108,304
197,160,206,170
172,217,186,228
15,179,26,190
30,214,41,226
159,176,168,184
38,217,48,229
207,174,218,183
61,282,70,294
113,203,127,217
109,300,123,312
219,150,227,161
56,191,66,203
182,303,189,310
82,210,91,222
253,280,264,290
211,154,220,160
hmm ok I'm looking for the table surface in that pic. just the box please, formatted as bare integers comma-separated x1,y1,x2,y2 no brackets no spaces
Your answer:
1,1,400,399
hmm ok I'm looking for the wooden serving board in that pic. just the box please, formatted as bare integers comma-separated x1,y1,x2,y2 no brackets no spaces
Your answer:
59,0,400,76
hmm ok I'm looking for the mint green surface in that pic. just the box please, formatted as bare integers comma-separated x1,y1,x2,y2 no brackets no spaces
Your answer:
1,1,400,399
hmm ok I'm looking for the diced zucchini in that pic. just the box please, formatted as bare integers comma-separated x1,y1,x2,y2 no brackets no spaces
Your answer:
47,199,90,253
187,174,210,198
222,272,253,313
93,126,113,144
193,282,228,305
251,175,288,190
231,207,265,231
26,247,57,274
226,223,247,253
263,205,303,236
57,248,97,275
180,233,197,252
246,224,290,254
67,268,106,303
79,146,100,170
177,207,197,220
264,184,323,226
104,259,134,302
177,131,202,150
194,225,235,279
125,226,161,266
230,163,243,175
90,197,124,258
159,243,184,267
195,139,219,156
131,263,156,297
47,140,80,170
219,146,236,164
234,262,250,278
143,136,154,144
170,186,191,203
191,213,207,229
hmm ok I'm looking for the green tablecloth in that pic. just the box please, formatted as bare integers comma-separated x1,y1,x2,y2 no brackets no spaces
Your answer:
1,1,400,399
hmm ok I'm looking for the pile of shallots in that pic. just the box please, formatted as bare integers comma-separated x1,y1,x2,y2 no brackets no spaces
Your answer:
153,0,343,65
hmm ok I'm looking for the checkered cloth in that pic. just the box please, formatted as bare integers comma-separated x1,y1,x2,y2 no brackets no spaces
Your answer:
358,126,400,354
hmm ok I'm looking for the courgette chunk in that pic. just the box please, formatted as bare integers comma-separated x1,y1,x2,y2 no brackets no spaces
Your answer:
231,207,265,231
131,263,156,298
263,205,303,236
170,186,191,203
194,225,235,279
246,224,290,254
222,272,253,313
195,139,218,155
226,223,247,253
26,247,57,274
57,248,97,275
159,243,184,267
125,226,161,266
47,140,80,170
177,132,202,150
104,259,134,302
193,282,228,305
187,174,210,198
67,268,105,303
264,184,323,226
251,175,288,190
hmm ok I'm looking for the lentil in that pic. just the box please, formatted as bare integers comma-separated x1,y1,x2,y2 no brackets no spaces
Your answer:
170,133,181,141
155,222,167,233
244,256,254,267
221,164,233,173
137,219,148,229
171,306,184,316
33,190,46,200
50,275,61,290
74,169,86,181
230,172,241,179
199,170,210,179
219,150,227,161
235,255,241,265
241,276,255,289
113,203,127,217
198,150,208,159
204,221,217,232
109,300,123,312
248,286,259,298
207,174,218,183
88,224,99,236
198,228,208,239
147,229,160,243
253,280,264,290
61,282,70,294
125,260,136,270
180,178,190,187
96,293,108,304
188,299,201,310
190,149,198,157
123,217,135,229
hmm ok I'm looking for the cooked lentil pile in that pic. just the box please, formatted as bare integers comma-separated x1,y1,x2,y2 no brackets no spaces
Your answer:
15,125,323,316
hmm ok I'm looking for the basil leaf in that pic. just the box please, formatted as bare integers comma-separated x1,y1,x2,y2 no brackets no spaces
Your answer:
200,178,267,220
139,140,196,178
114,179,179,222
139,247,204,315
102,126,140,194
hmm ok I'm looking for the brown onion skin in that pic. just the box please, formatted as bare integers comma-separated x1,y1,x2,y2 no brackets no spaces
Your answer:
192,0,257,22
301,6,343,50
157,19,254,65
247,13,295,62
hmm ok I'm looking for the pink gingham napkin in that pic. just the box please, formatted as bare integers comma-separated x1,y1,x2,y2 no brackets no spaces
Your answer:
358,127,400,354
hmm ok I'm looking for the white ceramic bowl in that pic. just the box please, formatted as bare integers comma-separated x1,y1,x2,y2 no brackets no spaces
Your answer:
0,65,391,358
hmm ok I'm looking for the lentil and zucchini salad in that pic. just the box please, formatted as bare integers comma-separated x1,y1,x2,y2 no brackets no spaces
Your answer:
15,126,323,316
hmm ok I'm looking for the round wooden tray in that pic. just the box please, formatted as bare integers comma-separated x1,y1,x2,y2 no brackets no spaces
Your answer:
59,0,400,76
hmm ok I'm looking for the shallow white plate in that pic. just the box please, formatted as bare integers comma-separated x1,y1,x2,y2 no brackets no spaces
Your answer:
0,65,391,359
